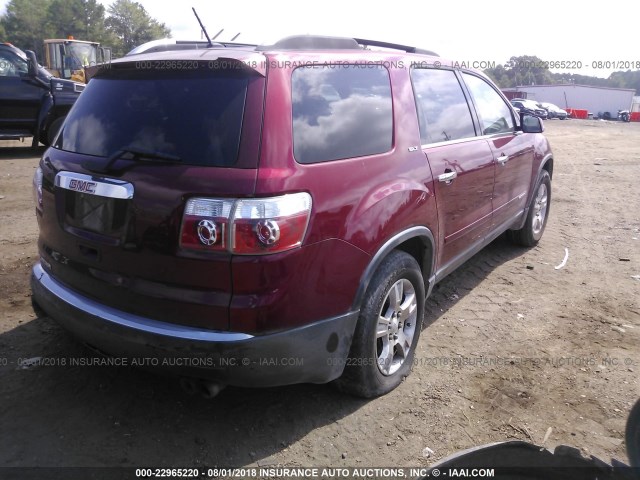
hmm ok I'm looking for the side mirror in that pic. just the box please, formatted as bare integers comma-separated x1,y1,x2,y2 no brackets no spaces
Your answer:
25,50,38,77
521,114,544,133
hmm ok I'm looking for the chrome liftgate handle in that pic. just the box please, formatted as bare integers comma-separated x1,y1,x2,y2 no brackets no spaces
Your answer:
438,171,457,183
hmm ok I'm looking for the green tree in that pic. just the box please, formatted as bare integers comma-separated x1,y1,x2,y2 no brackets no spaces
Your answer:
484,55,554,89
1,0,52,54
45,0,111,43
609,70,640,95
106,0,170,56
505,55,553,86
484,64,512,88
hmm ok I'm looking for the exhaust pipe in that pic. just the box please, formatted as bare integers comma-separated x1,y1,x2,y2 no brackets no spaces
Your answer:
180,377,226,399
200,381,225,399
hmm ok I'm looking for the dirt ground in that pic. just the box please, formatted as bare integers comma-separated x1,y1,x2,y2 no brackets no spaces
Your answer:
0,120,639,473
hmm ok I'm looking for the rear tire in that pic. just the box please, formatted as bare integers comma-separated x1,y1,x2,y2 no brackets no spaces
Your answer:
626,399,640,467
508,170,551,247
334,250,425,398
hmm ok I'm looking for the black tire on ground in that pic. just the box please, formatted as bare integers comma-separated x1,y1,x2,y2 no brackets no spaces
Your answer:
334,250,425,398
31,296,47,318
626,398,640,467
508,170,551,247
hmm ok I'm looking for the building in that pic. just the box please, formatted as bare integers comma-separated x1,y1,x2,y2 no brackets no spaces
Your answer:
502,84,635,118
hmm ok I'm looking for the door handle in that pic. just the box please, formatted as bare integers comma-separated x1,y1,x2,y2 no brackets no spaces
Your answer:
497,154,509,165
438,171,457,183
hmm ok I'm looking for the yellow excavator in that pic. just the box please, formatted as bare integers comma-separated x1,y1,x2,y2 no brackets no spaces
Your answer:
43,37,112,83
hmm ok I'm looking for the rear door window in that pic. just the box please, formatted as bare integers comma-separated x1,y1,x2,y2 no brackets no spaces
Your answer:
292,65,393,164
411,68,476,144
57,68,250,167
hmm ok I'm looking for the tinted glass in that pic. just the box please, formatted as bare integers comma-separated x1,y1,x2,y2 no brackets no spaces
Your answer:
0,50,28,77
292,65,392,163
58,69,249,167
411,69,476,144
463,73,514,135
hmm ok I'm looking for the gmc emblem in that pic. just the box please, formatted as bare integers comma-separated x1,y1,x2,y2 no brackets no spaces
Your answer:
68,179,97,194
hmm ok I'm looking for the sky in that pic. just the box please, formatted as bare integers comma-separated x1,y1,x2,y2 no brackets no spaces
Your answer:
2,0,639,78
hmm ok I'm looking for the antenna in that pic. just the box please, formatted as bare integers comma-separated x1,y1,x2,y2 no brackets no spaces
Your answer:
212,29,224,40
231,33,241,41
192,7,212,47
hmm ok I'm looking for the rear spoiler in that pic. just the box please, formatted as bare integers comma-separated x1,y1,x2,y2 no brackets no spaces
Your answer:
98,51,266,78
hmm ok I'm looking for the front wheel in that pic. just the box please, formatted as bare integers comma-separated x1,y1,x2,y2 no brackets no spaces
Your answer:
508,170,551,247
334,250,425,398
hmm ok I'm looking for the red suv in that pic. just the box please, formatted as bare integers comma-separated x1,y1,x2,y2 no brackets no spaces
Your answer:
31,36,553,398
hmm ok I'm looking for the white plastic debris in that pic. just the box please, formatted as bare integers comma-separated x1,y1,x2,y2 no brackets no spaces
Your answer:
422,447,435,458
555,248,569,270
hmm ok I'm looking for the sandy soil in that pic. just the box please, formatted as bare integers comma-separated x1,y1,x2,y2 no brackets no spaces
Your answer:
0,120,638,473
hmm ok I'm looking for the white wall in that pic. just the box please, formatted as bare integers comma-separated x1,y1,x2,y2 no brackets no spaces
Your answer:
515,85,635,116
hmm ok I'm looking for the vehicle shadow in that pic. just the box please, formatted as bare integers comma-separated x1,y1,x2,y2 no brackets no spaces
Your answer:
0,316,368,468
0,144,46,159
421,233,529,330
0,235,530,469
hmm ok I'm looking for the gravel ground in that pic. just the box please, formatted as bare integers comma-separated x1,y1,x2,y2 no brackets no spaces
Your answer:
0,119,638,475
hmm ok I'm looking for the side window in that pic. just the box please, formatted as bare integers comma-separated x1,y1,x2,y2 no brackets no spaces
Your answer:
410,68,476,144
292,65,392,164
0,51,27,77
463,74,514,135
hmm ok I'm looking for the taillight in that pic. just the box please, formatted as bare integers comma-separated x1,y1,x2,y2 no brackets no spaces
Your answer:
33,166,43,212
232,194,312,254
179,193,312,255
180,198,234,252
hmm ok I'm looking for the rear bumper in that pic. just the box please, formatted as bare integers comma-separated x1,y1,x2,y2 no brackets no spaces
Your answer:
31,262,359,387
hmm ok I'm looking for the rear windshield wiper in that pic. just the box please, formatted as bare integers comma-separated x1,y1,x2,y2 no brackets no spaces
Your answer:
83,147,182,174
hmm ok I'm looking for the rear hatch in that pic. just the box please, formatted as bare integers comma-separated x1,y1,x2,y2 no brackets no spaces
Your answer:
37,52,265,331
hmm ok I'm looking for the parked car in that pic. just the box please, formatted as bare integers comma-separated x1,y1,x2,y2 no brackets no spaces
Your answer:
31,35,553,398
0,42,84,146
538,102,568,120
511,99,548,119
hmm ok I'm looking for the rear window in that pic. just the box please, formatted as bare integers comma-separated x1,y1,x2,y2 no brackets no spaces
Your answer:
292,65,393,164
56,68,250,167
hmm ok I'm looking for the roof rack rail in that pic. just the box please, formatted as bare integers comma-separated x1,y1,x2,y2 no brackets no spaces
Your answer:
255,35,439,56
126,39,258,55
173,40,257,49
256,35,360,51
219,42,258,49
354,38,439,57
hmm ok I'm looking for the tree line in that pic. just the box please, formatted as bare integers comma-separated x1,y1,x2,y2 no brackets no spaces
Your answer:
0,0,171,58
484,55,640,95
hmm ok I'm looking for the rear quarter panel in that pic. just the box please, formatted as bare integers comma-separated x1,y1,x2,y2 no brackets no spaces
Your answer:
240,54,438,331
